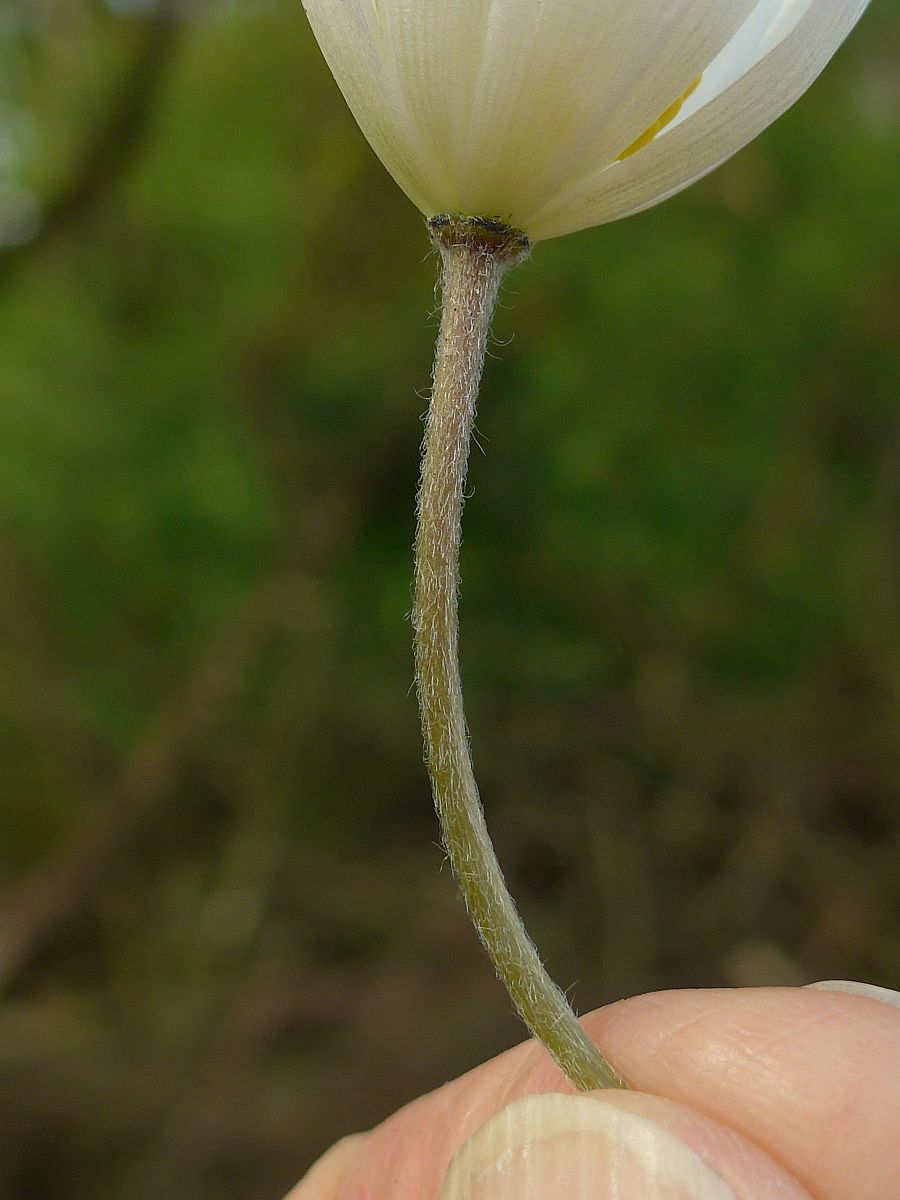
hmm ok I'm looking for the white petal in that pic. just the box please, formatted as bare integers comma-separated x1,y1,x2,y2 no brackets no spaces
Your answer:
676,0,816,123
358,0,505,208
441,0,759,223
528,0,870,241
301,0,447,216
305,0,759,226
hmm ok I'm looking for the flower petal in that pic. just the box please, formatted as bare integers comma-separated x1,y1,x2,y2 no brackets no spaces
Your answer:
676,0,818,125
301,0,447,215
441,0,759,223
305,0,760,225
355,0,504,209
528,0,870,241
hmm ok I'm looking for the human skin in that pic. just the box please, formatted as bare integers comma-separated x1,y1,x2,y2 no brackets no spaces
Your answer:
288,986,900,1199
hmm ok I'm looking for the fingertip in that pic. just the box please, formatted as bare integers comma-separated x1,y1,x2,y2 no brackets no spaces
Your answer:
440,1091,810,1200
286,1133,366,1200
440,1093,738,1200
582,986,900,1199
806,979,900,1010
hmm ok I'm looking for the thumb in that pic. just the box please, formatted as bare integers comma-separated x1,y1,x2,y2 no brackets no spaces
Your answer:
440,1093,807,1200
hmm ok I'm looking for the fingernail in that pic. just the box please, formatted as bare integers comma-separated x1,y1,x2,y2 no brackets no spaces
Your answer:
441,1093,735,1200
807,980,900,1010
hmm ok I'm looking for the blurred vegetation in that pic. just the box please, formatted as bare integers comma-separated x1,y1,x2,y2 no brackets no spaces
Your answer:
0,2,898,1196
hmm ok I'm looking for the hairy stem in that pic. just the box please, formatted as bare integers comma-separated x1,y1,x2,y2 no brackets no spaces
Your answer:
412,215,624,1092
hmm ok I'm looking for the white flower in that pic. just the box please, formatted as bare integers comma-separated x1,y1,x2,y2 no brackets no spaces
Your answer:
302,0,869,242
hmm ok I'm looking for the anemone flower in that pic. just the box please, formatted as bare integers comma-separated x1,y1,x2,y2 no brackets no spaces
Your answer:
301,0,870,1092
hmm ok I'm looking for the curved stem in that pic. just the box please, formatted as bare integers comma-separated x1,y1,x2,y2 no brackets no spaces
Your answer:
412,215,624,1092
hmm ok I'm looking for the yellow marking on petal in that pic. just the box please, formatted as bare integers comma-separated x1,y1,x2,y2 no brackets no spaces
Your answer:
617,75,703,161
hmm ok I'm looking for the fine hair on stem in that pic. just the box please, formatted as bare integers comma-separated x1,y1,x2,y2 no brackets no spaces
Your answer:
412,213,624,1092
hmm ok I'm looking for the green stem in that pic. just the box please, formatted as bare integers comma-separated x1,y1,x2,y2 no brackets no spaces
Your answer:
412,215,624,1092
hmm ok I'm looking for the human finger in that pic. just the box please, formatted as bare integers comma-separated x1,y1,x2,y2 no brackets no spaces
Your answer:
290,984,900,1199
585,984,900,1199
441,1089,813,1199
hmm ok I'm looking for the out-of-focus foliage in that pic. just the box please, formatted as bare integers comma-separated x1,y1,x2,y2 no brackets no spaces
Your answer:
0,2,898,1196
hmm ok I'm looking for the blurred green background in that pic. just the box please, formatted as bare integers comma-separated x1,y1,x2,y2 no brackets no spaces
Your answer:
1,2,898,1196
